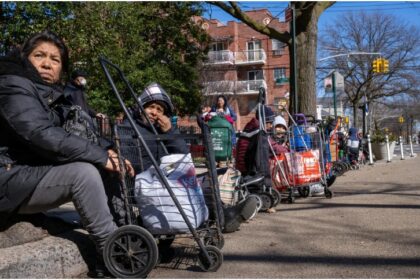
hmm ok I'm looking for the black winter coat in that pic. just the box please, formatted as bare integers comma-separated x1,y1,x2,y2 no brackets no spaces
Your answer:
0,55,108,223
120,118,189,173
64,82,97,118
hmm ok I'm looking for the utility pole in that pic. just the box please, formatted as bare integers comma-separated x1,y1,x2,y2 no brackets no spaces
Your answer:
290,3,298,114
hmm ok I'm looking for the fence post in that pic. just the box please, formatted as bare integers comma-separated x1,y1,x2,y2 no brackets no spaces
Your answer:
385,134,391,163
399,136,405,160
409,135,415,157
367,134,374,165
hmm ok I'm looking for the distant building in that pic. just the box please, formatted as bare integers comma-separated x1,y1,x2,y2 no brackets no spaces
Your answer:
179,10,290,130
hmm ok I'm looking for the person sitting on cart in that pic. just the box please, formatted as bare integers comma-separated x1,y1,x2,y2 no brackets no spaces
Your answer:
126,83,253,234
272,115,289,149
127,82,189,172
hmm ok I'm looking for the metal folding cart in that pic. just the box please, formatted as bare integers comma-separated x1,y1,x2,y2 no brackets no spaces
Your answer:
270,113,333,203
98,57,224,278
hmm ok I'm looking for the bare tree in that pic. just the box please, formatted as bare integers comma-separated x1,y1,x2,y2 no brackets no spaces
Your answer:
207,1,335,116
319,12,420,128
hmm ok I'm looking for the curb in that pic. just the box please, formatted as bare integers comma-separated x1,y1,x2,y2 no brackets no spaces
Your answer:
0,229,93,278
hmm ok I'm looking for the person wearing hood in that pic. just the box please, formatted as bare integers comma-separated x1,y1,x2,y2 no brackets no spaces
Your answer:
64,69,105,119
0,30,133,277
273,115,289,146
126,82,189,172
347,127,361,164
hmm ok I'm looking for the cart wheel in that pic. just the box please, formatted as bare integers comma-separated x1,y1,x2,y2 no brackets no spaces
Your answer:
247,194,262,212
298,186,310,198
325,188,334,199
103,225,158,279
287,192,295,204
270,188,282,207
204,233,225,249
197,245,223,272
258,193,274,211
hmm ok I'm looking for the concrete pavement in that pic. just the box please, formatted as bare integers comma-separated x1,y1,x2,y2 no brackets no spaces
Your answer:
1,154,419,278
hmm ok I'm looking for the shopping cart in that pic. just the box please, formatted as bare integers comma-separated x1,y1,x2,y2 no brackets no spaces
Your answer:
99,57,224,278
270,113,333,203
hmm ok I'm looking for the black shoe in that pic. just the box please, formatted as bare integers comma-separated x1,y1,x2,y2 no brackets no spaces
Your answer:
91,254,112,278
222,206,242,233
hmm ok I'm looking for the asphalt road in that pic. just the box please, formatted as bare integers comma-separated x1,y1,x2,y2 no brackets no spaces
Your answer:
148,155,420,278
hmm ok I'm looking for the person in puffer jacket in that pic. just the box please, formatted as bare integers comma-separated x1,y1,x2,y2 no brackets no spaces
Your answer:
347,127,361,164
0,30,134,277
123,82,189,173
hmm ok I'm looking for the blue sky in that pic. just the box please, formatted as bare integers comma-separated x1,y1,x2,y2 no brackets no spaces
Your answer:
203,1,420,31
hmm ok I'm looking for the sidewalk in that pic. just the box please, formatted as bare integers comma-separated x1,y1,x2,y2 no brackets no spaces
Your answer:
0,154,418,278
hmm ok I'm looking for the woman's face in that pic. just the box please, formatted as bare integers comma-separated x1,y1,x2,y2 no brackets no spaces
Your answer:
28,41,62,84
144,102,165,123
217,97,225,108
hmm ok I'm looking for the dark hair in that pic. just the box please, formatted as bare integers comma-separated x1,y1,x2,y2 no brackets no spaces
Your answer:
216,95,228,109
21,30,69,76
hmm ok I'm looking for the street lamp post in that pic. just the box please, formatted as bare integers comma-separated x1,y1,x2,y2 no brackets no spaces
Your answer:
332,71,337,119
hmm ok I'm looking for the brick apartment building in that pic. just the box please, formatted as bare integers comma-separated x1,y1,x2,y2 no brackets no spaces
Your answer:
178,9,290,131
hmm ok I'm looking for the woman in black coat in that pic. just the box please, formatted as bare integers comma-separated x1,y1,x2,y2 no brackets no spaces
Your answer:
0,30,132,274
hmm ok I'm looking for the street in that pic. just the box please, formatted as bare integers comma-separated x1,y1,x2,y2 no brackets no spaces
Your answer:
148,154,420,278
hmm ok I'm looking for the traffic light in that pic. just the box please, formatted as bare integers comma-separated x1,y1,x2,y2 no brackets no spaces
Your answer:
372,59,379,73
399,116,404,123
382,58,389,73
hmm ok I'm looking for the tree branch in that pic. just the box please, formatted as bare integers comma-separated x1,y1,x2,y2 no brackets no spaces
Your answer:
207,1,291,44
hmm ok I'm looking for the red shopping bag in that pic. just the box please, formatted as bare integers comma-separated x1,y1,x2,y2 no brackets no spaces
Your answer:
285,149,321,186
270,154,290,191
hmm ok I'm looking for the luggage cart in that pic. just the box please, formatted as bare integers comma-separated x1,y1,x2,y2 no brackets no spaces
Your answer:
99,57,224,278
270,113,333,203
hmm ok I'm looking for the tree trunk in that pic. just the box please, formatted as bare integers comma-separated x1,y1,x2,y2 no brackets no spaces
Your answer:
289,5,322,116
352,103,358,128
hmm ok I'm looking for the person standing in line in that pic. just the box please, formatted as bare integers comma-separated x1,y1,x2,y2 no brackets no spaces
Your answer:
64,69,106,119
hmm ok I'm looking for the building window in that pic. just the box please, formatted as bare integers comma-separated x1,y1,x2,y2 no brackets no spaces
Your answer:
272,39,285,56
274,67,288,84
247,40,262,61
210,42,226,51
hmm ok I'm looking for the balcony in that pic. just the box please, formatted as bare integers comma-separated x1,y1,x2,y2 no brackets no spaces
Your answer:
205,49,266,65
202,79,267,95
202,80,235,95
206,50,235,65
235,49,266,65
236,79,267,94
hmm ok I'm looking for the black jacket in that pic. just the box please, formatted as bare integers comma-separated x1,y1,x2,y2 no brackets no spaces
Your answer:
0,54,108,222
120,118,189,173
64,82,97,118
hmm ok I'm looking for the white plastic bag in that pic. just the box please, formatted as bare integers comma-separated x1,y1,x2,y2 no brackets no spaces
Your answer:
134,153,209,234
